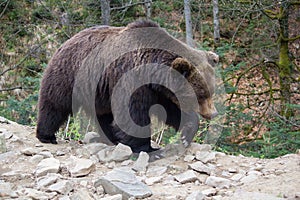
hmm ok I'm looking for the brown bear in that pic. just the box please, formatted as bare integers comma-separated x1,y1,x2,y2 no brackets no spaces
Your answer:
36,20,218,153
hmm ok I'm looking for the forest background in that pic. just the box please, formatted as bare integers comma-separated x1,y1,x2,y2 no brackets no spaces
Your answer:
0,0,299,158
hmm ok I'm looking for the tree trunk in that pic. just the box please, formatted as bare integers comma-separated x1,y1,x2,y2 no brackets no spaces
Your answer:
100,0,110,25
278,2,292,118
213,0,220,44
184,0,194,47
145,0,152,19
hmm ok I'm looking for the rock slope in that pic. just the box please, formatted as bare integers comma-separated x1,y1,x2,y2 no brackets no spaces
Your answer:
0,116,299,200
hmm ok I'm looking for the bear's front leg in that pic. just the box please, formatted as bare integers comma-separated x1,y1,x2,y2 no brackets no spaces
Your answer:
180,111,199,147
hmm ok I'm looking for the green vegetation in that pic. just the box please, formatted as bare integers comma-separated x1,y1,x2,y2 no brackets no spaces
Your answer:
0,0,299,158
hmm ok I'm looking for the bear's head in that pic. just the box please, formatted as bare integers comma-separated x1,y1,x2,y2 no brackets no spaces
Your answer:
171,51,218,120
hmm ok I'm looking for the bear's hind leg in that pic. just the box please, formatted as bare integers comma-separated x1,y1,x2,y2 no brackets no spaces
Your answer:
37,102,69,144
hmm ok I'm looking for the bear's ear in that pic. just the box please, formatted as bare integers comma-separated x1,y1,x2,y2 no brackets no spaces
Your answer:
171,57,193,77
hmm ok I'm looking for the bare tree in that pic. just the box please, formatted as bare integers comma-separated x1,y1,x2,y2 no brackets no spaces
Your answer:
100,0,110,25
145,0,152,19
184,0,194,47
213,0,220,44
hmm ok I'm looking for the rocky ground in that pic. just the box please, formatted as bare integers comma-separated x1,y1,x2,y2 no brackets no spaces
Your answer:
0,116,299,200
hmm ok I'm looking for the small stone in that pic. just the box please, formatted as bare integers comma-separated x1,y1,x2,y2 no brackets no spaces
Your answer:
295,192,300,198
56,150,66,156
21,147,39,156
121,160,133,166
205,176,231,189
186,191,205,200
228,168,238,173
174,170,198,184
111,143,133,162
188,143,212,154
195,151,216,163
48,180,74,194
184,155,195,162
97,168,152,199
146,166,167,177
83,131,102,143
23,188,56,200
35,158,60,177
132,151,149,172
202,188,217,196
107,161,116,169
70,189,94,200
221,170,231,177
37,174,61,188
69,157,95,177
145,176,163,186
29,154,44,164
84,143,108,155
59,196,71,200
189,161,213,175
100,194,123,200
248,171,262,176
240,174,258,184
230,173,244,181
38,151,53,158
0,129,13,139
97,147,115,163
0,182,17,198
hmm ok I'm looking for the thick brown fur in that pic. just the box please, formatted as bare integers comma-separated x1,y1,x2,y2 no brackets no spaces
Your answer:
37,20,218,152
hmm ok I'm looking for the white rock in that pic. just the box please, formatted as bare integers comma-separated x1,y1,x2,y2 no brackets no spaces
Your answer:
195,151,216,163
83,131,101,143
146,166,167,177
84,143,108,155
248,170,262,176
186,191,205,200
188,143,212,154
132,152,149,172
21,147,40,156
97,147,115,162
145,176,163,185
97,168,152,199
230,173,244,181
121,160,134,166
37,174,61,188
111,143,133,162
228,168,238,173
205,176,231,189
56,150,66,156
202,188,217,196
174,170,198,184
0,182,17,198
38,151,53,158
23,188,56,200
107,161,116,169
29,154,44,164
70,189,94,200
189,161,213,175
240,174,258,184
69,157,95,177
48,180,74,194
35,158,60,177
100,194,123,200
184,155,195,162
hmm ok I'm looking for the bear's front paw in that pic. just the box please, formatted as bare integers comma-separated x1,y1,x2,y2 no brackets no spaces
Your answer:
37,135,58,144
